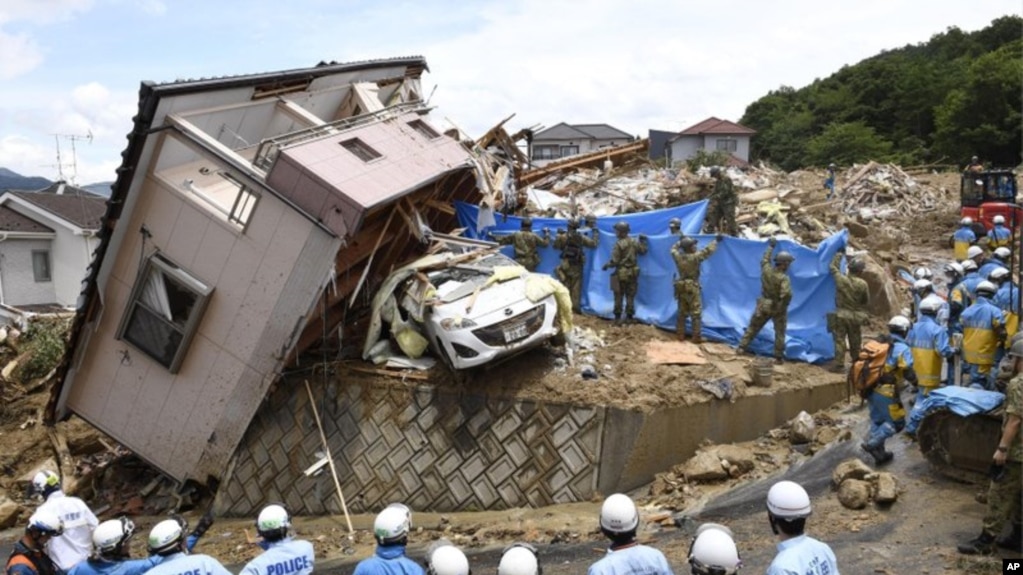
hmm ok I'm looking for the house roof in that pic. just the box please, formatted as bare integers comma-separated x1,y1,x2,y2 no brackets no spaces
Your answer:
0,205,54,233
9,182,107,230
678,117,756,136
533,122,633,141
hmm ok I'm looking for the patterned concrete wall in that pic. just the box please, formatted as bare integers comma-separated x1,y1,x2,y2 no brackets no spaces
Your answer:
215,376,606,516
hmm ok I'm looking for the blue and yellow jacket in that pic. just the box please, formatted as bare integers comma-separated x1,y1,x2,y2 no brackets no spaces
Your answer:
994,281,1019,347
960,296,1006,366
906,315,953,389
953,227,976,261
978,258,1007,282
988,224,1011,248
870,335,913,423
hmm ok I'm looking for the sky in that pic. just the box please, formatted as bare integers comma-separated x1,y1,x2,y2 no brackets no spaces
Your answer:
0,0,1019,186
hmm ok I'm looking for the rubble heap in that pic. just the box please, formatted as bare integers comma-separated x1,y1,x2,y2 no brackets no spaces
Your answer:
838,161,942,221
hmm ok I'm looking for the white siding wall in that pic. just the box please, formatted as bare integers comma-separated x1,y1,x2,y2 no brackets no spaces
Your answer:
669,137,703,165
4,204,96,307
669,135,752,164
0,239,56,306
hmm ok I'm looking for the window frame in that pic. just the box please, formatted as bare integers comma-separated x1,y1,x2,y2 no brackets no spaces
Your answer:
116,254,213,374
31,250,52,283
341,138,383,162
408,119,441,140
715,138,738,152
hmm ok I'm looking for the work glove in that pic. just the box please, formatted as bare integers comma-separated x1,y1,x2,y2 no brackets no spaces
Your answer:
602,263,610,271
638,233,648,243
715,233,724,242
768,237,777,247
190,511,215,539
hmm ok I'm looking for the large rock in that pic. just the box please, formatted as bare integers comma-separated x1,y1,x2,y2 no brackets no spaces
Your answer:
832,458,873,487
858,254,902,318
874,472,898,503
709,444,756,476
837,479,872,509
683,450,728,482
0,497,21,529
790,411,816,444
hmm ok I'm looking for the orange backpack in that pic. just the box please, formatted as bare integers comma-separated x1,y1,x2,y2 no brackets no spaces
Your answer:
848,340,891,399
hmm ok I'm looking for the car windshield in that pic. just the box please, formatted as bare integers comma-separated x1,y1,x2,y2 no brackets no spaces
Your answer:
427,253,516,304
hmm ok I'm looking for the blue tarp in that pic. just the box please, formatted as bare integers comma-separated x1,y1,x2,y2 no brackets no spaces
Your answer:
906,386,1005,435
455,201,848,363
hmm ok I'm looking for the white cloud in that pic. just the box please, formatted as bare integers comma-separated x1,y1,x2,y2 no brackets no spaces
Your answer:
0,0,95,25
0,29,42,79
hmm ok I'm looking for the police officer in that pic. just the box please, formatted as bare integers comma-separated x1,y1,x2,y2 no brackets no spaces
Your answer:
688,523,741,575
587,494,671,575
979,246,1010,280
671,234,722,343
958,336,1022,554
988,215,1011,248
143,519,231,575
954,217,977,261
862,316,916,465
5,510,62,575
497,543,540,575
69,515,210,575
959,259,982,306
492,217,550,271
991,267,1019,358
424,543,469,575
554,217,598,313
602,221,648,325
708,167,737,236
31,470,98,571
353,505,423,575
961,281,1007,390
906,298,954,404
240,505,314,575
737,238,793,363
764,481,839,575
828,251,869,372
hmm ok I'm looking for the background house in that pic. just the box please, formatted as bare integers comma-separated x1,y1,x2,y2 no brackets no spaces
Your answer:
0,182,105,316
530,123,634,166
664,117,756,166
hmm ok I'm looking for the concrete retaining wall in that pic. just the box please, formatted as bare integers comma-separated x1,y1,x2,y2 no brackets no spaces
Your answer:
214,375,844,516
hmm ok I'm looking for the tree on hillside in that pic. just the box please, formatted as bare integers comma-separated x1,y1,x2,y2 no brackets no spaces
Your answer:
805,122,893,167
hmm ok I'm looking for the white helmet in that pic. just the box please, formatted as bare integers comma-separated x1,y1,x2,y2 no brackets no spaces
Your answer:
257,504,290,541
976,280,997,297
961,217,974,226
93,518,135,554
912,279,932,294
27,508,63,536
888,315,911,334
961,259,978,273
967,245,984,260
994,247,1011,260
944,262,964,277
374,505,411,545
913,266,932,280
989,267,1010,282
148,518,185,555
993,215,1005,225
689,523,741,575
766,480,812,519
599,493,639,535
31,470,60,495
920,295,944,315
498,544,540,575
427,545,470,575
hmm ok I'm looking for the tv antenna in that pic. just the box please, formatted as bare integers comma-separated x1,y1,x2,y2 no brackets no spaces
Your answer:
47,131,93,184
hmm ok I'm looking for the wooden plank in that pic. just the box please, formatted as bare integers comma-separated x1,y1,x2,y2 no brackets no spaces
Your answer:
347,365,429,380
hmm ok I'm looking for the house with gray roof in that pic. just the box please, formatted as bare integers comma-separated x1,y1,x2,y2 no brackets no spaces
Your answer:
0,181,106,315
530,122,635,166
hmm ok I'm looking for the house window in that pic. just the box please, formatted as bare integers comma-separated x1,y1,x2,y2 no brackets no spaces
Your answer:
341,138,383,162
559,145,579,158
408,119,440,140
118,254,212,373
532,145,559,160
32,250,51,282
715,139,738,152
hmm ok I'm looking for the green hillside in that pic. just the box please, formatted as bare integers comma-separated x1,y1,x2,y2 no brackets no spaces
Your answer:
740,15,1022,171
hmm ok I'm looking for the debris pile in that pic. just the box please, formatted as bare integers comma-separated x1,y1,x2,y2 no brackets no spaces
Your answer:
837,161,941,220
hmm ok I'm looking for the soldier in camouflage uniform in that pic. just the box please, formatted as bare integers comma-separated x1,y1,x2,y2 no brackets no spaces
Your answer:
492,216,549,271
554,217,598,313
671,234,723,342
602,221,648,324
708,167,738,236
828,250,870,372
958,337,1022,555
737,237,794,362
668,217,682,237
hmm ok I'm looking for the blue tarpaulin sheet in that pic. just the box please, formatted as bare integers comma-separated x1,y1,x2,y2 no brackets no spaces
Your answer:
906,386,1005,435
455,201,848,363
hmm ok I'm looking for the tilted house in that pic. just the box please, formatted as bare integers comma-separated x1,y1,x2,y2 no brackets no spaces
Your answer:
0,182,106,319
48,57,479,485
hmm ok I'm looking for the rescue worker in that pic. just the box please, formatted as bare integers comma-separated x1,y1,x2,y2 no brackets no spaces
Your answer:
601,221,648,325
957,337,1022,555
959,259,982,306
31,470,98,571
587,494,671,575
979,246,1010,280
988,215,1011,248
492,217,549,272
668,217,682,236
69,515,211,575
353,505,423,575
708,167,737,236
828,251,869,372
906,298,954,403
5,510,63,575
671,234,723,342
948,261,971,325
991,267,1019,359
862,315,916,465
240,505,314,575
687,523,741,575
497,543,540,575
961,280,1007,390
913,266,933,282
737,237,793,363
424,543,469,575
954,217,977,261
144,519,230,575
823,163,836,200
910,279,933,322
553,217,598,313
966,155,984,173
764,481,839,575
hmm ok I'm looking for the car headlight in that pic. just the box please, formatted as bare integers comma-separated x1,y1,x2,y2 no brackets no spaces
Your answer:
440,317,477,330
